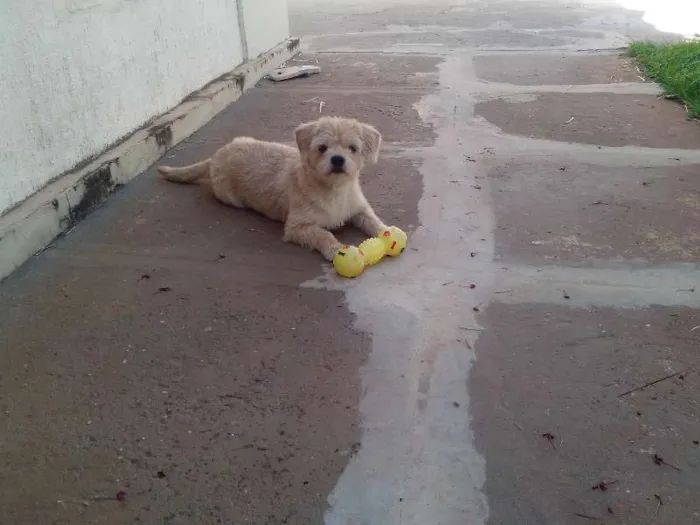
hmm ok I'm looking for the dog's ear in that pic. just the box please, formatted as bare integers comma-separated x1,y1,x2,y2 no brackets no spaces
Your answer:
360,124,382,164
295,121,317,156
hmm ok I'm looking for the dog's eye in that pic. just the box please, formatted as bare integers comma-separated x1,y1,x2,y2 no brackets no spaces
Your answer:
349,145,358,153
318,145,328,153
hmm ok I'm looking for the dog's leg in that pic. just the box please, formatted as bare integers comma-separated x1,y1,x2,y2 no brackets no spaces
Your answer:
284,223,343,261
351,207,387,237
211,180,246,208
212,189,246,208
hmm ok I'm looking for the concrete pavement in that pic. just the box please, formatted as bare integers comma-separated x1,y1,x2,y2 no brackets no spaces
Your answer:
1,1,699,524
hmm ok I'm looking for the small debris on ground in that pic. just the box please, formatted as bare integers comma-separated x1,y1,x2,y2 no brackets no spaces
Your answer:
591,480,618,492
269,65,321,82
653,453,681,471
618,369,688,397
116,491,127,502
542,432,556,449
654,494,663,517
304,97,326,113
573,511,600,521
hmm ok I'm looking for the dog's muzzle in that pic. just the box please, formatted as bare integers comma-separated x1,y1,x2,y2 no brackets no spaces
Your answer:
330,155,346,174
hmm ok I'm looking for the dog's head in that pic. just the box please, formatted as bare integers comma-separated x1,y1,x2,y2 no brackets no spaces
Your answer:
294,117,382,183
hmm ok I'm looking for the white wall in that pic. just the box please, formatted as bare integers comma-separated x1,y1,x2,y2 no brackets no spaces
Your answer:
0,0,289,215
239,0,291,58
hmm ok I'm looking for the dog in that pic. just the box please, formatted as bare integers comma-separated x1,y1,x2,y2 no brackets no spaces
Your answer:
157,117,388,261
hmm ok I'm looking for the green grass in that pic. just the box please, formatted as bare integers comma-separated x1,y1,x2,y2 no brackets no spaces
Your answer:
629,40,700,119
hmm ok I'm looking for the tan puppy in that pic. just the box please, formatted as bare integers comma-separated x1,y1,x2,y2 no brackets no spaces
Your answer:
158,117,387,261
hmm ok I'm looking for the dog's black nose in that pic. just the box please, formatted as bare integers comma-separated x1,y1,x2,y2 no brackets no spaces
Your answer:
331,155,345,168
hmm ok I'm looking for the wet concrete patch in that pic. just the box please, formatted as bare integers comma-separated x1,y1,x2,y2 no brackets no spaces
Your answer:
471,302,700,525
474,53,641,85
490,160,700,264
476,93,700,149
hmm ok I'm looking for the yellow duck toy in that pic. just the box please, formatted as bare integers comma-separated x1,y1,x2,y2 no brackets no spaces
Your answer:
333,226,408,278
332,245,366,278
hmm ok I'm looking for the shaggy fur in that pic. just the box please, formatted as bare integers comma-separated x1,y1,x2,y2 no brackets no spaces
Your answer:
157,117,387,261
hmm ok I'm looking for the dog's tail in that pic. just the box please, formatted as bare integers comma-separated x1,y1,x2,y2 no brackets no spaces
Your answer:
157,159,211,184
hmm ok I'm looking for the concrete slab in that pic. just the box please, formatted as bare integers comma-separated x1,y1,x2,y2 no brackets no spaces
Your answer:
0,253,368,525
491,160,700,264
291,2,591,35
472,302,700,525
181,86,433,149
476,93,700,149
305,30,574,52
290,0,680,40
473,53,642,86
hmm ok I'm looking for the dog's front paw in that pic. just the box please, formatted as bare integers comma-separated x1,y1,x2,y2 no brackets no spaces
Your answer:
323,242,343,262
367,223,387,238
